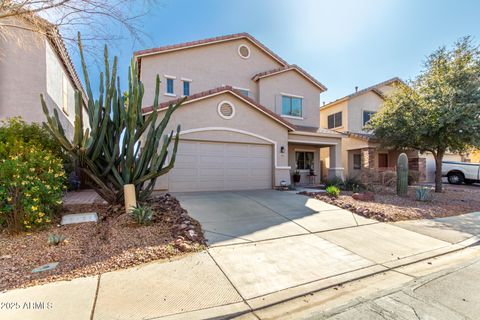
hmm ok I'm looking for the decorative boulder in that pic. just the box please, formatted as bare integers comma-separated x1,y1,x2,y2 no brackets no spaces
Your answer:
352,192,375,202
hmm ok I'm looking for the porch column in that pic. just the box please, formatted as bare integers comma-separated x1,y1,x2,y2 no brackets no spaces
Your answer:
328,144,344,180
361,147,376,183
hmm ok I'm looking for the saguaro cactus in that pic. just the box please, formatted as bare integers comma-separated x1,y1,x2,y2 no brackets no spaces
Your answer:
41,33,184,205
396,153,409,197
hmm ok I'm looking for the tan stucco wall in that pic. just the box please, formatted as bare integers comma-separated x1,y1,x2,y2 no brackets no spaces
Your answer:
139,38,284,105
257,70,321,128
346,91,384,133
0,18,47,123
149,92,291,190
320,100,348,132
0,18,78,139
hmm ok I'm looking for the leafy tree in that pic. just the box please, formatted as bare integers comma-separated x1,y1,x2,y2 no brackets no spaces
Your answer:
367,37,480,193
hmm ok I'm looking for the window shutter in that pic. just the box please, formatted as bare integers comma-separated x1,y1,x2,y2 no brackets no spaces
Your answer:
328,115,334,129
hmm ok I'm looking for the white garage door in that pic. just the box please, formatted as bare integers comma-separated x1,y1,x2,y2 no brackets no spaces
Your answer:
169,140,273,192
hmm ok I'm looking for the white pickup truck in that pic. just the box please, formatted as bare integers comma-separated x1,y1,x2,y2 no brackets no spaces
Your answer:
442,161,480,185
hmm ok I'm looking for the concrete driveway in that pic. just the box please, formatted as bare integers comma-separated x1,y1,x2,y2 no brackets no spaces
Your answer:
3,190,477,320
175,190,374,245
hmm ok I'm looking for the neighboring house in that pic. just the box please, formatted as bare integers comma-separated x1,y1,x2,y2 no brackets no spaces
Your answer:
471,150,480,163
0,16,88,139
319,78,424,183
135,33,343,192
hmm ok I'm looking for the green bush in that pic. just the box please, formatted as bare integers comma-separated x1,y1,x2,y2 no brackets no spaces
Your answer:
0,141,65,233
326,185,341,198
0,117,65,160
342,175,365,192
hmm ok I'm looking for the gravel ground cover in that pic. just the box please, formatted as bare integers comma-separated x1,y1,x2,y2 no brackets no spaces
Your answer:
0,194,205,291
301,184,480,222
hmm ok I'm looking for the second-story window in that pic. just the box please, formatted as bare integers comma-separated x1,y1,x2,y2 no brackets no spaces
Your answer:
363,111,376,126
183,81,190,96
166,78,174,94
282,95,302,117
327,111,342,129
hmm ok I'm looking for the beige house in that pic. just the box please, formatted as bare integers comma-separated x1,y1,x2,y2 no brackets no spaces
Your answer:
135,33,343,192
319,78,425,183
0,17,87,139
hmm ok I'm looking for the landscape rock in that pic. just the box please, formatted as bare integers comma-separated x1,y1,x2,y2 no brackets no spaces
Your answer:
352,192,375,202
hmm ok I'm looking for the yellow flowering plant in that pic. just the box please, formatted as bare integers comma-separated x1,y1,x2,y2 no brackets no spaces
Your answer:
0,142,65,233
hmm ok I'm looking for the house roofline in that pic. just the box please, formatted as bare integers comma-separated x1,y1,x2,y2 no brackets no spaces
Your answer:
134,32,289,67
142,86,296,131
321,77,405,110
252,64,327,92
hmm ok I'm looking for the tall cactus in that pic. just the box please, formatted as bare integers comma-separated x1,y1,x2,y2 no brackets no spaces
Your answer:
41,33,184,205
396,153,409,197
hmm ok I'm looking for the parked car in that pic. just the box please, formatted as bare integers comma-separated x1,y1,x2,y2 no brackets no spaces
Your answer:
442,161,480,184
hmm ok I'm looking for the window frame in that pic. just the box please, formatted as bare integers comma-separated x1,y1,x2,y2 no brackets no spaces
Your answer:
295,151,315,170
378,153,389,168
353,154,361,170
182,80,190,96
327,111,342,129
281,94,303,118
363,110,376,127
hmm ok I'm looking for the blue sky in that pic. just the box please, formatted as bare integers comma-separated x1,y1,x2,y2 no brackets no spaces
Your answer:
76,0,480,103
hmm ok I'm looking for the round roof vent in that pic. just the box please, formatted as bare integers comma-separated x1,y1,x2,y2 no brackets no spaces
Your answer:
218,101,235,119
238,44,251,59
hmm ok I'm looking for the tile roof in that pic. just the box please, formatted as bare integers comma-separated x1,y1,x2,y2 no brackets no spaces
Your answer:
346,131,378,142
142,86,296,131
134,32,289,66
294,125,343,135
252,65,327,92
321,77,405,109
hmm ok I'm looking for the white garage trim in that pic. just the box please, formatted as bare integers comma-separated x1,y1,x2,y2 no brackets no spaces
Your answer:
180,127,291,169
288,139,338,145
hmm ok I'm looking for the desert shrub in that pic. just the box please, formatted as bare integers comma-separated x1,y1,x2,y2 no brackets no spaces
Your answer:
342,175,365,192
130,205,153,225
326,185,341,198
0,117,66,160
0,142,65,233
379,170,397,186
408,170,420,185
325,177,344,189
48,234,66,245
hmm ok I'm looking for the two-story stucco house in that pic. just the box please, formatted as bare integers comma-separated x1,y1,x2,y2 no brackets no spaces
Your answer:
0,16,87,138
135,33,344,192
319,78,426,183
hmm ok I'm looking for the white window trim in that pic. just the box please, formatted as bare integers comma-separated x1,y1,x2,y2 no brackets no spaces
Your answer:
237,44,251,59
164,75,176,79
281,94,304,118
295,150,315,171
164,93,176,97
280,92,304,99
281,114,304,120
217,100,236,120
181,77,192,82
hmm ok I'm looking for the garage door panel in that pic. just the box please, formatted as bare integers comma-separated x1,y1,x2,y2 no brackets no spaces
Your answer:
169,140,272,192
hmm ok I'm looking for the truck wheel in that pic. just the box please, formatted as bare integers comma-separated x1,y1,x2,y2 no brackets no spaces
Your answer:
448,172,464,185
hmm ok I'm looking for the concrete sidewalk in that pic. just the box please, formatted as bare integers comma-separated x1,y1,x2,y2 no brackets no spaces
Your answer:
1,192,479,320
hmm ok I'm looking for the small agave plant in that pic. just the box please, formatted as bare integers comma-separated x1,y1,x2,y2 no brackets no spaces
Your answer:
48,234,66,246
130,205,153,225
415,187,432,202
